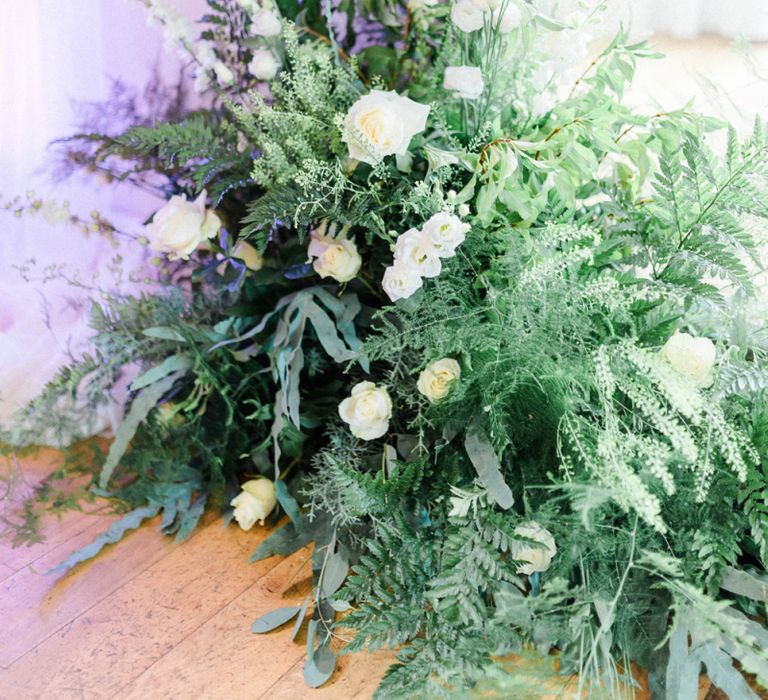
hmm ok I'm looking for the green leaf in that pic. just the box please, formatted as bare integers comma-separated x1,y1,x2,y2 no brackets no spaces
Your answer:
99,372,183,489
464,419,514,510
47,504,161,574
321,551,349,597
699,643,758,700
291,595,311,642
275,479,303,527
142,326,187,342
249,521,310,562
251,606,301,633
303,645,336,688
720,567,768,602
130,355,193,391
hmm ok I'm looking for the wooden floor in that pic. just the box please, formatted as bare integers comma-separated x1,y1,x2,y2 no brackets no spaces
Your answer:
0,448,735,700
0,448,393,699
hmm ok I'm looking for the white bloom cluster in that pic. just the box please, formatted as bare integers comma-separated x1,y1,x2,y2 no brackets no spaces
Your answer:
144,0,235,92
248,48,280,80
382,212,470,302
450,0,521,34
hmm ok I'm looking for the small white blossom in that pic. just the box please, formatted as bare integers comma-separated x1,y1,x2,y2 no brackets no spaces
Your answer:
382,263,423,301
443,66,484,100
248,48,279,80
251,8,282,36
393,228,442,278
450,0,485,32
422,212,470,258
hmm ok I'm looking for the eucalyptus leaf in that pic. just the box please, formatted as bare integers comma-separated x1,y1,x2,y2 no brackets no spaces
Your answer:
291,595,311,642
47,504,161,574
275,478,303,527
304,645,336,688
130,355,193,391
464,419,514,510
99,372,183,489
321,551,349,597
142,326,187,342
251,606,301,634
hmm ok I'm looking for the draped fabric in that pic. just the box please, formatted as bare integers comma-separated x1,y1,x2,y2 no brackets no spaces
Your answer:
0,0,201,435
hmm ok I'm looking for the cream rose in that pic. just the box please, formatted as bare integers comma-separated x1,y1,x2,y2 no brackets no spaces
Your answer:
248,48,279,80
660,332,716,389
394,228,442,278
307,226,362,283
493,2,521,33
422,212,470,257
232,240,264,271
251,8,282,36
146,190,221,260
450,0,485,32
417,358,461,403
382,263,423,302
230,478,278,530
342,90,430,166
338,381,393,440
511,521,557,575
443,66,484,100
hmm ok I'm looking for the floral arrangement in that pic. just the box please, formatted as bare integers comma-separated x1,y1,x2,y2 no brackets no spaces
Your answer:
7,0,768,696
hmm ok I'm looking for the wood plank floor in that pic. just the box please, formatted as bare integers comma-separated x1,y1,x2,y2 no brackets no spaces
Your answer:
0,447,726,700
0,448,392,699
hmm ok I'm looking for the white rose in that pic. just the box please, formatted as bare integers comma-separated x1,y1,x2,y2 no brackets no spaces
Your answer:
422,212,470,258
382,263,424,302
249,48,279,80
232,240,264,271
213,61,235,85
338,381,393,440
251,8,282,36
492,2,521,33
146,190,221,260
230,478,277,530
443,66,484,100
450,0,485,32
342,90,430,166
511,521,556,575
307,226,362,283
660,331,716,389
417,358,461,403
394,228,441,278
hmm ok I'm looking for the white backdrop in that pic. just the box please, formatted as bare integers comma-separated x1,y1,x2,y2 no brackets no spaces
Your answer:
0,0,203,432
606,0,768,40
